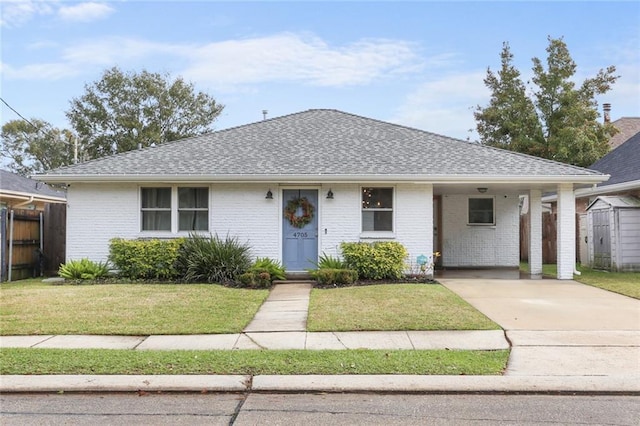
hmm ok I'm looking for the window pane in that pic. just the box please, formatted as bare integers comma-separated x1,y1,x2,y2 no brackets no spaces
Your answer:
179,211,208,231
362,210,393,231
142,188,171,208
179,187,208,208
362,187,393,209
469,198,494,224
142,211,171,231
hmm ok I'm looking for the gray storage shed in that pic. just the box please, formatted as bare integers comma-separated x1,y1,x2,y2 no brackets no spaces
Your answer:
586,196,640,271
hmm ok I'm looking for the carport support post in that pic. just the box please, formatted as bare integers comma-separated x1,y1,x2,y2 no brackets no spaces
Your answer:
528,189,543,276
556,183,576,279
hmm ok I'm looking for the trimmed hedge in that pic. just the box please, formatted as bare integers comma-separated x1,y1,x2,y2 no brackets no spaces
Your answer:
109,238,184,280
340,241,408,280
314,268,358,286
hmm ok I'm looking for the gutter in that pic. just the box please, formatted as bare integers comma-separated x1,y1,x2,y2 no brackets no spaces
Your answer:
542,179,639,203
32,173,610,185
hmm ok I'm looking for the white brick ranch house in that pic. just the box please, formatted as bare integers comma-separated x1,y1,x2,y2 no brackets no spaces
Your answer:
35,109,608,279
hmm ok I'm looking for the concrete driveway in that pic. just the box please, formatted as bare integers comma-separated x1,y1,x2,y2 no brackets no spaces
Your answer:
439,278,640,377
439,278,639,330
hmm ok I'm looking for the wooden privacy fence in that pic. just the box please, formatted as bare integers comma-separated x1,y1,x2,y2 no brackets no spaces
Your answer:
0,204,66,281
520,212,579,264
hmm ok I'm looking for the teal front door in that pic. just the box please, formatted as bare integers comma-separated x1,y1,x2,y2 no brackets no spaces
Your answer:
282,189,318,271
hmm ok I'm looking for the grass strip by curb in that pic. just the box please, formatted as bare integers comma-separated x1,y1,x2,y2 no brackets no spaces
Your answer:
0,348,509,376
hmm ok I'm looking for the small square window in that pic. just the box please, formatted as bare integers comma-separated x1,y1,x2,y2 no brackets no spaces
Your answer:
468,197,495,225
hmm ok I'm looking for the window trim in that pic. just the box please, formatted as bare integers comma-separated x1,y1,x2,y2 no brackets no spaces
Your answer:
140,185,210,233
361,186,395,233
467,196,495,226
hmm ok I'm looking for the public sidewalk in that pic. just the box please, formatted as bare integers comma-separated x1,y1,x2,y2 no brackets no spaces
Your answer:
1,280,639,394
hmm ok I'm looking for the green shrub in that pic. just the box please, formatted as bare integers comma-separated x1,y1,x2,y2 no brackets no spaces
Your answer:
109,238,184,280
175,234,251,284
316,252,346,269
236,257,286,288
250,257,286,281
340,241,408,280
58,258,110,280
239,271,272,289
315,268,358,286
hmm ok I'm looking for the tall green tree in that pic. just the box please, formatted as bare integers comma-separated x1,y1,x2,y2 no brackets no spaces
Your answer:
475,37,618,167
1,119,76,176
66,67,224,159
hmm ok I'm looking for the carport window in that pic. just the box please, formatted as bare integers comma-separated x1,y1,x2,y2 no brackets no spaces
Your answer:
468,197,495,225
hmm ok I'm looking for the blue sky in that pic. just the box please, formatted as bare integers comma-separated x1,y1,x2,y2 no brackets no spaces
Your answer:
2,1,639,141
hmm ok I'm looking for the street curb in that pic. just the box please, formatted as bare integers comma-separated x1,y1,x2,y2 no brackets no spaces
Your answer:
2,375,639,394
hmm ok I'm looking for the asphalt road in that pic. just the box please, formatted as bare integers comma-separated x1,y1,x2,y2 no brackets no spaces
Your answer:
2,392,639,425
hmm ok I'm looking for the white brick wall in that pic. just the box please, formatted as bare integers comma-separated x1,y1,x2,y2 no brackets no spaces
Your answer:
68,182,518,271
441,193,520,267
66,183,139,262
556,183,576,279
528,189,543,275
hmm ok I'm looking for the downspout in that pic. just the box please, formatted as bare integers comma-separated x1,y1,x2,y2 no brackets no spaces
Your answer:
14,196,35,208
40,211,44,277
8,210,14,282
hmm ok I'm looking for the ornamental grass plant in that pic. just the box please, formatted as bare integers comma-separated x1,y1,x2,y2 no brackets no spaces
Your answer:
175,234,252,284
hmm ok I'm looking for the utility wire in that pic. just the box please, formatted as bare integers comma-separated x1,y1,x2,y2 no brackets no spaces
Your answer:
1,97,39,130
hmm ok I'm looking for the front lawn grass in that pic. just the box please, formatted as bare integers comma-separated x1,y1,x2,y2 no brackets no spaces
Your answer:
308,284,500,331
520,263,640,299
0,348,509,375
1,280,268,335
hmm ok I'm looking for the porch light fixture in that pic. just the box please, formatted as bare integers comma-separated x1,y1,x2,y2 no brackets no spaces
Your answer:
477,187,488,194
326,189,334,199
265,189,273,199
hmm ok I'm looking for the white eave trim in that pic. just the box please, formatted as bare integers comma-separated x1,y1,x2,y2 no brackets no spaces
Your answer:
542,179,640,202
0,189,66,204
32,173,610,185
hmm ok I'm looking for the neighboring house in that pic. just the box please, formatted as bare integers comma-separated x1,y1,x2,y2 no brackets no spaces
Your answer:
34,109,607,279
577,132,640,269
1,170,67,281
0,169,66,210
540,113,640,266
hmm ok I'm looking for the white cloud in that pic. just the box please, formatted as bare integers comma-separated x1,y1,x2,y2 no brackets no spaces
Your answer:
2,33,425,91
58,2,114,22
0,0,55,27
183,33,423,89
391,71,489,140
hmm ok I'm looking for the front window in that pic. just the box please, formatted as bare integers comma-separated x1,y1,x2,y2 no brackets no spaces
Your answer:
141,186,209,232
468,197,495,225
141,187,171,231
362,187,393,231
178,187,209,231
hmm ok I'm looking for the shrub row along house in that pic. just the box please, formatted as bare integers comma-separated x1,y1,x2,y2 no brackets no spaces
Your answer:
35,109,608,279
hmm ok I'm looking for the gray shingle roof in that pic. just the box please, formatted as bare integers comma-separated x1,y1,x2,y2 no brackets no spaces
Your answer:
590,131,640,187
39,109,602,181
1,170,66,199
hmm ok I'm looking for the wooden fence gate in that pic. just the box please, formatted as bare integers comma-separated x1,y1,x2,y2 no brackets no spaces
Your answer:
520,212,579,264
0,204,66,281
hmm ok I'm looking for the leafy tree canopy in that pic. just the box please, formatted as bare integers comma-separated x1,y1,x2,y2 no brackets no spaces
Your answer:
474,37,618,167
66,67,224,158
1,119,75,176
